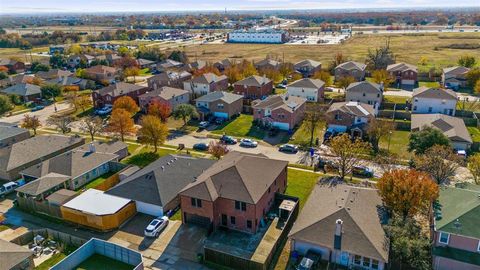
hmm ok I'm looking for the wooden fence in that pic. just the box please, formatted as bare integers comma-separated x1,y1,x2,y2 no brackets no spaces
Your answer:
17,197,63,219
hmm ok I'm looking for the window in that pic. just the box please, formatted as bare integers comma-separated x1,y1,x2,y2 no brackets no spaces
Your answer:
191,198,202,208
439,232,450,244
372,259,379,269
428,107,432,113
363,257,371,267
247,220,252,229
230,216,236,225
235,201,246,211
363,93,366,97
413,106,417,111
354,255,361,265
217,103,224,109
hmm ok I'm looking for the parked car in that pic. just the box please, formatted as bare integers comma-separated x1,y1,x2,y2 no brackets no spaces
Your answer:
193,142,209,151
276,83,286,89
279,144,299,153
144,216,169,237
95,104,113,115
31,105,45,112
215,118,225,125
0,182,19,197
239,138,258,148
352,165,374,178
199,121,209,129
297,251,321,270
220,135,237,145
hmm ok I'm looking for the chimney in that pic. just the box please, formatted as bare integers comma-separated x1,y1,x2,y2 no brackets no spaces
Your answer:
334,219,343,250
335,219,343,236
89,143,96,153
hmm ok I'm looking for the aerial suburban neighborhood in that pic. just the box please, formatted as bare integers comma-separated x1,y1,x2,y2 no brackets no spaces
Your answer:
0,2,480,270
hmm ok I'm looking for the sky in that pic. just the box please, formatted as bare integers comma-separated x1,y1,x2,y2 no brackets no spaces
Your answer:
0,0,479,14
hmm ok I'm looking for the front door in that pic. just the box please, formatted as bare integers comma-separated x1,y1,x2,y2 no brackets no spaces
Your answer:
221,214,227,226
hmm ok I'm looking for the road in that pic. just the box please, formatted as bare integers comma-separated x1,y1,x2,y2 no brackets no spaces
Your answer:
0,102,71,125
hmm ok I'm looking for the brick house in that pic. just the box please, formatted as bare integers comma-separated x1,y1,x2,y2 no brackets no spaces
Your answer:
412,87,457,116
325,101,375,137
345,81,383,112
432,183,480,270
287,78,325,102
138,86,190,112
252,95,306,131
195,91,243,120
233,75,273,100
334,61,366,82
0,58,25,73
442,66,471,89
147,71,192,90
213,59,235,72
179,152,288,234
294,59,322,77
92,82,148,108
84,65,119,84
386,62,418,88
183,73,229,98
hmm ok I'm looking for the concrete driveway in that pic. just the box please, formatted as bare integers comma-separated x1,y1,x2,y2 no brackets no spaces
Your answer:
0,102,71,125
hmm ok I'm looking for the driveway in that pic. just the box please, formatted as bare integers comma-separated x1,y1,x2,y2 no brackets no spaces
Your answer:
0,102,71,125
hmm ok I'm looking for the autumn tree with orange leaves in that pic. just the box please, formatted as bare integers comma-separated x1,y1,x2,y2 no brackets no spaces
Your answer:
113,96,139,116
192,65,222,77
148,101,171,123
377,169,439,220
107,108,136,141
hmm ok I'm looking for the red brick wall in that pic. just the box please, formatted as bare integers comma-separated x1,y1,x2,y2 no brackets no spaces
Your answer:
389,70,418,81
234,81,273,99
434,231,479,252
180,195,215,222
211,78,229,92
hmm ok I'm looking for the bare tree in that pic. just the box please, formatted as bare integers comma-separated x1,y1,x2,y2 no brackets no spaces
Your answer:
304,104,326,147
414,145,462,185
81,116,104,141
365,39,396,71
47,115,74,134
329,134,371,179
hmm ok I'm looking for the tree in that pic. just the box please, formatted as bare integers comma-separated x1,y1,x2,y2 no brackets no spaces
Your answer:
77,95,92,112
224,65,242,84
20,114,41,135
112,96,139,116
366,39,396,71
467,68,480,88
337,75,355,89
366,119,395,154
291,73,303,81
329,134,371,179
41,84,62,99
312,70,333,86
371,69,394,86
64,91,79,110
304,104,325,147
81,116,103,141
49,53,66,68
148,101,171,123
418,56,429,66
31,62,50,73
208,141,229,159
137,115,169,152
107,108,136,141
468,153,480,184
0,95,13,115
458,55,477,68
377,169,439,220
0,71,7,80
329,52,346,71
168,50,189,63
279,62,294,80
408,126,450,154
260,68,282,84
172,104,198,125
414,145,462,185
475,80,480,95
47,115,74,134
123,66,140,83
240,60,258,78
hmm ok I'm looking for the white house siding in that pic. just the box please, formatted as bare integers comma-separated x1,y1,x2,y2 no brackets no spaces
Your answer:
412,97,457,116
135,201,163,217
287,86,319,102
345,93,382,112
185,82,210,97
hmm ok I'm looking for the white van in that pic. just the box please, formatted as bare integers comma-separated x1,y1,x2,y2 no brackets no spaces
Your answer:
0,182,19,197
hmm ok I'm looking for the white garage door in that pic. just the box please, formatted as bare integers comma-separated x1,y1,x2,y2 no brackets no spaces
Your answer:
273,122,290,131
213,112,229,119
135,201,163,217
402,79,415,85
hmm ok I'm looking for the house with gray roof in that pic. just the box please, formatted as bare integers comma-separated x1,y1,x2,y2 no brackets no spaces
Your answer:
326,101,375,137
233,75,273,100
75,140,128,160
195,91,243,120
254,59,280,71
138,86,190,111
412,114,472,151
287,78,325,102
213,58,235,72
0,135,85,181
106,154,215,217
35,69,72,80
252,94,307,131
1,83,42,102
183,73,228,97
294,59,322,77
179,152,288,233
345,81,383,111
147,70,192,90
412,87,457,116
442,66,471,89
0,125,30,148
432,183,480,270
92,82,148,108
46,76,93,90
387,62,418,88
334,61,366,82
289,184,389,270
0,239,34,270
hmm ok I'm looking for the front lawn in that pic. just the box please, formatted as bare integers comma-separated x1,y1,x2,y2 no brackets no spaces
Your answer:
419,81,441,88
122,147,176,167
379,130,411,159
285,168,319,210
289,120,326,148
75,254,134,270
212,114,266,140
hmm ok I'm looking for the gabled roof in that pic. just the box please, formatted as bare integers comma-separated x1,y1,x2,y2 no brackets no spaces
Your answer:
46,189,77,205
180,152,288,204
1,83,41,97
294,59,321,69
288,78,325,89
0,126,29,142
412,87,457,100
195,91,243,104
75,140,127,155
435,183,480,239
137,58,155,66
255,59,280,68
94,82,145,97
386,62,418,73
35,69,72,80
0,239,32,270
189,73,227,84
149,71,192,82
411,114,472,144
346,81,382,94
335,61,366,71
443,66,470,75
85,65,117,74
327,101,375,117
234,75,271,87
106,155,215,206
252,95,306,113
0,74,34,85
289,184,389,262
140,86,189,100
214,58,234,68
15,173,70,196
46,76,89,87
0,58,22,66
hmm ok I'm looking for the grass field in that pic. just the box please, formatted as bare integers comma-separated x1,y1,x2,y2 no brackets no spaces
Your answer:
75,254,134,270
289,120,326,148
212,114,266,139
379,130,411,159
122,147,176,167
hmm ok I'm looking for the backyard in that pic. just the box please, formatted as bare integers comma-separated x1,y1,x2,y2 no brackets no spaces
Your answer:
211,114,266,140
74,254,134,270
379,130,411,159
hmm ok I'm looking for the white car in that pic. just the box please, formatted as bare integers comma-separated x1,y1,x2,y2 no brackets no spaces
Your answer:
0,182,18,197
239,138,258,148
199,121,209,129
144,216,169,237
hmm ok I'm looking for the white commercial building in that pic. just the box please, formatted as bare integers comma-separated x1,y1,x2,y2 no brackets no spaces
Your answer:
228,29,288,44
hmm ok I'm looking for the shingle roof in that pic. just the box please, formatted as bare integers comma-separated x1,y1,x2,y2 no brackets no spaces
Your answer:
289,184,389,262
46,189,77,205
195,91,243,104
35,69,72,80
327,101,375,117
234,75,271,87
252,95,306,113
140,86,189,100
1,83,41,97
435,183,480,239
85,65,117,74
411,114,472,144
106,155,215,206
386,62,418,73
189,73,227,84
75,140,127,155
288,78,325,89
0,126,29,142
0,239,32,270
412,87,457,100
46,76,89,87
255,59,280,68
0,58,21,66
15,173,70,196
149,71,192,82
336,61,366,71
137,58,155,66
443,66,470,75
294,59,321,69
346,81,382,94
94,82,145,97
180,152,288,204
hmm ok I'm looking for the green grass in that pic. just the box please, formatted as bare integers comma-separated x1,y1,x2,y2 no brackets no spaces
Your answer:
419,81,441,88
138,68,152,76
383,95,409,104
170,209,182,221
379,130,411,159
468,127,480,142
0,224,10,232
285,168,320,210
289,120,325,148
122,147,176,167
34,246,76,270
74,254,134,270
212,114,266,140
76,171,117,191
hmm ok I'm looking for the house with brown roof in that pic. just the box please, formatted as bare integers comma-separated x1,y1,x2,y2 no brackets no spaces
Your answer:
136,58,156,70
345,81,383,111
442,66,471,89
0,239,34,270
233,75,273,100
0,58,25,73
147,71,192,90
183,73,229,98
35,69,73,80
412,87,457,116
179,152,288,233
195,91,243,120
138,86,190,112
411,114,472,151
289,184,389,270
92,82,148,108
387,62,418,88
287,78,325,102
294,59,322,77
46,76,94,91
213,59,235,72
253,95,306,131
0,125,30,148
0,74,34,88
84,65,119,83
254,59,280,71
334,61,366,82
95,53,122,66
156,59,185,73
326,101,375,136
